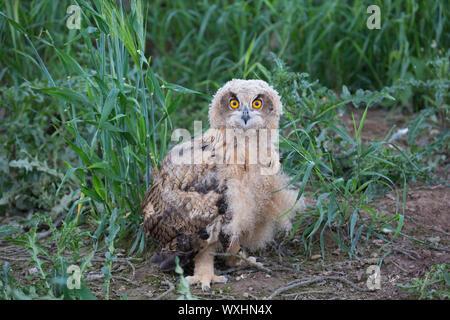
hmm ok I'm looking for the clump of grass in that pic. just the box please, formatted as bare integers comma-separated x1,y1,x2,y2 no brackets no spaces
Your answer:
174,257,197,300
41,0,197,298
0,80,75,216
267,56,425,259
2,1,447,125
398,263,450,300
0,214,96,300
145,0,448,99
1,0,193,299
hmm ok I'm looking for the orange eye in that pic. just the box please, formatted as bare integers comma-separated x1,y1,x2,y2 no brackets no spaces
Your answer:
229,99,239,109
252,98,262,109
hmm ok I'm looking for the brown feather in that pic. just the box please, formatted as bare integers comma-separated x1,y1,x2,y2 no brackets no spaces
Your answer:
141,135,227,271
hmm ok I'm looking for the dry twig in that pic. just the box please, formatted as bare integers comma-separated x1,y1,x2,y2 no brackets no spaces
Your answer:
153,280,175,300
266,276,371,300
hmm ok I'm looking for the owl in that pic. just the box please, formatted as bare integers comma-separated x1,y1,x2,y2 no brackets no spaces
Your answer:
141,79,304,291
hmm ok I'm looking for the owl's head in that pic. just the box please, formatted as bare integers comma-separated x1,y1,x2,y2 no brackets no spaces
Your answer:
208,79,282,130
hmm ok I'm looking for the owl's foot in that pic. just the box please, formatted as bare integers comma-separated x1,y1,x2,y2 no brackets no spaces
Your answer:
186,274,228,292
188,243,227,292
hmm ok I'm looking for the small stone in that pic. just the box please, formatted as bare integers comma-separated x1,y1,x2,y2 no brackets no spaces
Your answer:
311,254,321,260
373,239,384,246
235,274,247,281
28,267,38,275
428,236,440,244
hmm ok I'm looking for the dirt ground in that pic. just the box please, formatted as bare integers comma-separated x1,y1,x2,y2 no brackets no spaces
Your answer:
104,182,449,300
1,108,448,300
71,176,448,300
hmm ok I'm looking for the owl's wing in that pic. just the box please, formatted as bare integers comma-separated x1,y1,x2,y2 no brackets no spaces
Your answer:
141,134,226,271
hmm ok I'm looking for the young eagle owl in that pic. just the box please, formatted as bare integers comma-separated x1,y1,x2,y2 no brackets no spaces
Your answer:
142,79,304,291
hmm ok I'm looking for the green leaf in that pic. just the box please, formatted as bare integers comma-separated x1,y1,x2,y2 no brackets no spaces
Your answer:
0,11,26,34
56,167,78,196
162,83,202,95
99,88,119,127
65,139,91,165
92,174,106,201
54,48,88,77
174,256,183,275
39,87,95,108
356,106,369,142
0,225,22,236
75,285,97,300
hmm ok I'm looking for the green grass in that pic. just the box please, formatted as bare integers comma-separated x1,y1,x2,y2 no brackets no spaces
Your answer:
0,0,448,299
398,263,450,300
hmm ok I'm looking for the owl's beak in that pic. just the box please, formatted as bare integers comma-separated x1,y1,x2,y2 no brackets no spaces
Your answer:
241,105,250,124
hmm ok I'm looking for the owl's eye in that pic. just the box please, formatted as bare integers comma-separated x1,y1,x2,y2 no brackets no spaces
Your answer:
229,99,239,109
252,98,262,109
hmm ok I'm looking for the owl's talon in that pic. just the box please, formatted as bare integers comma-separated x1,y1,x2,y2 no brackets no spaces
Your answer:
212,274,228,284
185,275,200,286
203,285,211,292
186,273,227,292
